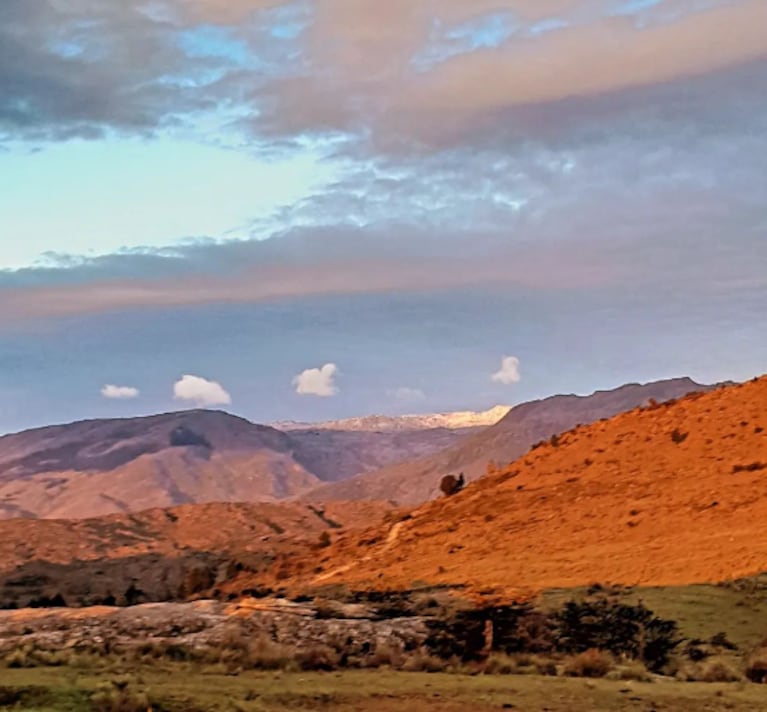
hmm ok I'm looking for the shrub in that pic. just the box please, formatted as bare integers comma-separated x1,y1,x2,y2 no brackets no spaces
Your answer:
745,651,767,683
555,597,680,672
90,686,151,712
606,661,652,682
700,659,742,682
564,649,613,678
483,653,557,676
425,608,489,661
483,653,517,675
732,462,767,474
498,608,556,654
677,658,742,682
401,651,450,673
710,632,737,651
368,642,405,669
670,429,688,444
295,645,341,671
243,637,296,670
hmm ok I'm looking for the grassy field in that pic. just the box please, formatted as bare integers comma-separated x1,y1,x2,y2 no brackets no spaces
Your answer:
541,575,767,652
2,666,767,712
3,578,767,710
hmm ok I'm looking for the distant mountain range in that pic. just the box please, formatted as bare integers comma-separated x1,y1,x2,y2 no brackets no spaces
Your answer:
0,377,718,519
273,405,511,432
0,408,484,519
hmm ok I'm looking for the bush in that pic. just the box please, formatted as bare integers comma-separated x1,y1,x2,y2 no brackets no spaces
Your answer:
555,597,680,672
425,608,489,661
90,679,151,712
244,636,296,671
483,653,557,676
677,658,742,682
606,661,652,682
564,649,613,678
492,605,556,654
700,659,742,683
368,642,405,669
710,632,737,650
401,651,450,673
295,645,341,671
745,651,767,683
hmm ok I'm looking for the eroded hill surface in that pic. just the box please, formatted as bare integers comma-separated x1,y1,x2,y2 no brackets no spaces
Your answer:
0,500,392,608
304,377,716,505
267,376,767,598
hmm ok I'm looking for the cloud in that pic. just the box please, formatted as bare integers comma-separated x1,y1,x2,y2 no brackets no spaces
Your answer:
293,363,338,397
0,4,765,334
173,374,232,406
492,356,521,385
252,0,767,149
3,0,767,149
391,386,426,403
101,384,140,399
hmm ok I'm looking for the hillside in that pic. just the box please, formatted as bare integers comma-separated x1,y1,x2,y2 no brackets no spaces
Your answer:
0,409,475,519
0,499,392,608
284,427,477,482
304,377,715,505
267,376,767,597
0,410,324,519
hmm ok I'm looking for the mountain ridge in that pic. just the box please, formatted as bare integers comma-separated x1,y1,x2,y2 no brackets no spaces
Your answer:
273,405,511,432
301,376,718,505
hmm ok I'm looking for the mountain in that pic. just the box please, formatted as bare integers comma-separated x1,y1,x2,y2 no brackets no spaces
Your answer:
0,408,494,520
267,375,767,597
0,410,324,519
302,377,717,505
274,405,511,432
284,428,479,482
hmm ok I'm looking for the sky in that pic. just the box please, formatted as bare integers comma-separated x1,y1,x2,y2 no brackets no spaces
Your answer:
1,0,766,433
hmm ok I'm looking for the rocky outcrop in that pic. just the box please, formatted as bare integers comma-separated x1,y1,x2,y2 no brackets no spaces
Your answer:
0,598,430,659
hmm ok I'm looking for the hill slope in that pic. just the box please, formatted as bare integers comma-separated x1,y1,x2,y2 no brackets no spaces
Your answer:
280,376,767,597
283,427,480,482
0,500,392,608
0,410,325,519
304,377,715,505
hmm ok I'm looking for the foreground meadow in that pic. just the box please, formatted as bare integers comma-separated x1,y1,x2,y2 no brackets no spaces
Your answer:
2,666,767,712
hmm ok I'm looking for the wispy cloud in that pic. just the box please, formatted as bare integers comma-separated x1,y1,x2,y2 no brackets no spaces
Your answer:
101,384,140,400
391,386,426,403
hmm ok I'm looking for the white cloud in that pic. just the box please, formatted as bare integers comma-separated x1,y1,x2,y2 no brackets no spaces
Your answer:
391,386,426,402
173,374,232,407
101,384,139,400
293,363,338,397
491,356,521,385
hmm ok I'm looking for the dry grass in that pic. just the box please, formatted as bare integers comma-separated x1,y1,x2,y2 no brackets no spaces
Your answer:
676,657,743,683
483,653,557,676
563,649,614,678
